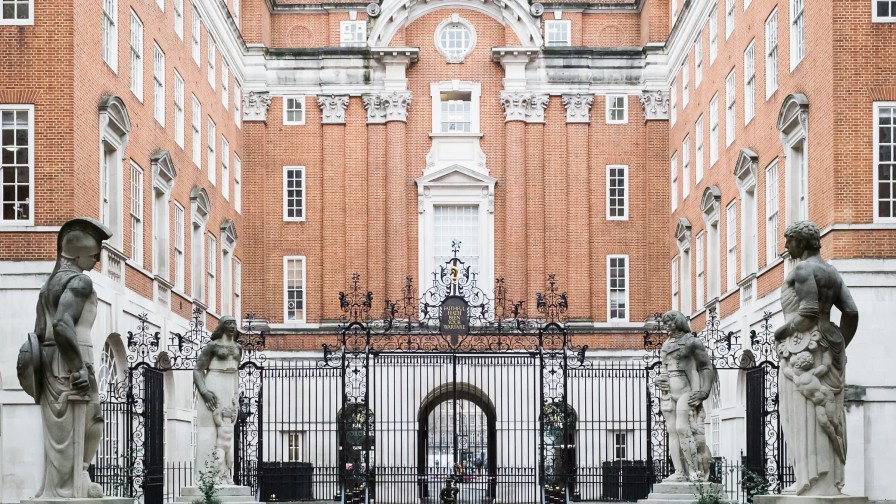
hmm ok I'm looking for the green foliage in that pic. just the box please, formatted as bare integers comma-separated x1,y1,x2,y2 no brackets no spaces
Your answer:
693,481,726,504
739,468,771,504
192,452,224,504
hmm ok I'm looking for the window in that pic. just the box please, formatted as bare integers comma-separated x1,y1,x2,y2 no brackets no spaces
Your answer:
1,0,31,23
151,152,173,280
741,183,758,277
744,42,755,125
707,216,721,300
440,91,472,132
437,17,476,62
725,70,735,146
779,95,809,226
101,143,122,244
725,0,735,39
671,153,678,211
207,38,216,89
875,104,896,221
234,84,242,127
284,96,305,125
709,7,718,64
766,10,778,99
789,139,808,222
234,155,242,213
875,0,896,21
696,232,705,307
284,256,306,322
672,257,680,311
130,162,143,264
233,258,242,322
682,59,690,108
680,246,692,315
191,194,209,301
174,203,185,291
153,44,165,126
96,343,123,468
221,62,229,109
545,20,571,47
696,116,705,182
207,118,216,183
340,20,366,47
694,37,703,88
607,255,629,321
221,244,232,316
99,99,128,248
711,415,721,455
790,0,805,70
103,0,118,71
191,12,201,66
682,137,690,198
726,202,737,290
0,106,33,224
221,138,229,200
287,432,304,462
606,95,627,124
130,12,143,101
284,166,305,221
670,77,677,125
433,205,481,270
173,0,183,38
207,234,216,312
765,161,779,263
174,72,184,147
607,165,628,220
710,94,719,165
191,96,201,167
613,432,628,460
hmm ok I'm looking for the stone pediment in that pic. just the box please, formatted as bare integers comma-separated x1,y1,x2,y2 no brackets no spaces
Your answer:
415,164,497,188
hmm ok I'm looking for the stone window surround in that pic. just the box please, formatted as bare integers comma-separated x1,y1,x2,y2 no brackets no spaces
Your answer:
0,0,33,25
734,148,759,278
99,97,131,250
431,81,481,135
701,185,722,302
777,93,809,227
190,187,210,303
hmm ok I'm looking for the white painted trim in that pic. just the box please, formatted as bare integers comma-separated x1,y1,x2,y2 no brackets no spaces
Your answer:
0,104,35,225
283,255,307,324
606,254,630,322
789,0,805,71
283,165,306,222
605,95,628,124
430,81,481,134
873,102,896,223
606,164,629,220
764,8,779,101
0,0,33,25
283,96,307,126
872,0,896,22
434,14,477,63
544,19,571,47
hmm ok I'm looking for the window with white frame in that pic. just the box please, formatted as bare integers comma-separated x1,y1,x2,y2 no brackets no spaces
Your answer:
680,245,692,315
607,255,629,321
670,77,677,125
710,94,719,165
695,37,703,87
672,256,680,311
436,17,476,62
440,91,472,133
682,59,690,107
221,138,229,200
191,11,201,65
709,7,718,64
286,432,304,462
101,142,122,244
607,165,628,220
234,154,242,213
765,161,779,263
284,256,306,322
207,234,216,312
765,10,778,99
191,199,208,301
96,343,123,468
0,106,33,224
130,12,143,101
790,0,804,70
207,118,216,183
191,96,201,166
100,102,127,248
696,116,705,182
725,70,735,146
612,431,629,460
284,97,305,125
234,258,242,322
682,137,690,198
103,0,118,71
741,184,758,277
284,166,305,221
234,84,242,127
173,0,183,38
875,103,896,221
606,95,627,124
340,20,366,47
725,0,735,39
221,244,232,316
174,202,185,291
207,38,216,89
671,153,679,211
744,41,755,125
875,0,896,21
789,139,808,222
434,205,480,271
1,0,31,23
544,20,571,47
696,232,705,307
221,62,229,109
780,96,808,226
726,201,737,290
174,72,184,147
153,44,165,126
707,215,721,300
130,162,143,264
151,154,174,279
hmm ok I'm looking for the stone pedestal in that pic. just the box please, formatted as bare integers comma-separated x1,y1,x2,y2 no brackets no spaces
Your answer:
22,498,133,504
177,485,260,504
754,494,869,504
638,481,724,504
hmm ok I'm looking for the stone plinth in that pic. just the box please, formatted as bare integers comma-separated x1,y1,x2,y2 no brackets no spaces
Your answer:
754,494,869,504
177,485,259,504
638,481,725,504
23,498,133,504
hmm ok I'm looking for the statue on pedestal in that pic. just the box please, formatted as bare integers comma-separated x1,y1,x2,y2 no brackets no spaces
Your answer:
17,218,112,498
655,310,716,482
194,316,242,484
774,221,858,496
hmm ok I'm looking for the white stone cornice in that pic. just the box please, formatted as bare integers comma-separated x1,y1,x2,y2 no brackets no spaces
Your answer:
500,92,530,122
527,94,549,123
640,90,670,121
561,93,594,123
243,91,272,122
317,94,350,124
362,91,412,123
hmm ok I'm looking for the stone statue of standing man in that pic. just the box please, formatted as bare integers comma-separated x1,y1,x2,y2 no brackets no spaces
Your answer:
17,218,112,499
655,310,716,482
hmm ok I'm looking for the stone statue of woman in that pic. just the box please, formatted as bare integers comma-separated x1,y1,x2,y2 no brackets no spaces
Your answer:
194,316,242,484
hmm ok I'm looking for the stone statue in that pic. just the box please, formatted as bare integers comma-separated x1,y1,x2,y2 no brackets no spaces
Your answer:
655,310,716,482
194,316,242,484
17,218,112,498
774,221,858,496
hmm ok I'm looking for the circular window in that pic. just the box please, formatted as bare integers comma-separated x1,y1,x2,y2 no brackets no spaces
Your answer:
435,15,476,63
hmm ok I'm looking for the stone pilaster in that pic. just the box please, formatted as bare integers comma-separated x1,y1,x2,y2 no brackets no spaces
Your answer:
640,90,670,120
317,94,349,124
243,91,272,122
504,114,527,300
362,91,412,123
562,93,594,123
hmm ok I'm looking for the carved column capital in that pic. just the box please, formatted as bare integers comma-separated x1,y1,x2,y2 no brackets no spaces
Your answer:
640,90,670,121
561,93,594,123
362,91,412,123
500,92,550,123
317,94,350,125
243,91,272,122
526,94,549,123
